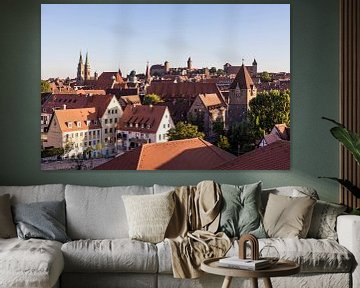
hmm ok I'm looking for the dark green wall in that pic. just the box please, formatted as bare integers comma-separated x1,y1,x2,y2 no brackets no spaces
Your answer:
0,0,340,202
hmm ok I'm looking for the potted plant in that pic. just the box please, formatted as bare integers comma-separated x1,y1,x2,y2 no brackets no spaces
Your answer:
320,117,360,215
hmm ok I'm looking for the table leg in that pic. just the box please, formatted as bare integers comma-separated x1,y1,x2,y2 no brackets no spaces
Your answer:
251,278,258,288
221,276,233,288
263,277,273,288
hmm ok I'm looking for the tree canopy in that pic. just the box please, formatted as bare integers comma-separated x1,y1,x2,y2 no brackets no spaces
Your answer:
167,121,205,141
248,89,290,139
260,71,272,82
143,93,163,105
41,80,52,93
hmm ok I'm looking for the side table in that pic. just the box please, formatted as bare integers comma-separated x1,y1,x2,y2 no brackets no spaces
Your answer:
201,257,300,288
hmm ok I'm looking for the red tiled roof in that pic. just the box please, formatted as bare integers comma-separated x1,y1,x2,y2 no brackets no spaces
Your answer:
95,72,124,89
229,64,254,90
54,108,101,132
42,94,88,114
146,81,222,100
94,138,236,170
274,124,290,140
117,105,168,133
216,141,290,170
42,93,117,118
76,89,106,95
198,93,226,108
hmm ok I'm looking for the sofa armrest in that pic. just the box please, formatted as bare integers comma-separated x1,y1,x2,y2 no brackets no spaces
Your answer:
337,215,360,288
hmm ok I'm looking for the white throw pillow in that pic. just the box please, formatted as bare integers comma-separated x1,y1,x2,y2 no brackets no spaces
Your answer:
122,191,175,243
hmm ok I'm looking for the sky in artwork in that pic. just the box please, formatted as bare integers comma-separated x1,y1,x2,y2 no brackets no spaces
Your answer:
41,4,290,79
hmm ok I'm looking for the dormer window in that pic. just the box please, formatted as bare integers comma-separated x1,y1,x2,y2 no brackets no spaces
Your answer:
147,124,151,129
67,121,72,128
94,120,98,125
86,120,91,126
135,123,138,128
129,123,133,127
77,121,81,128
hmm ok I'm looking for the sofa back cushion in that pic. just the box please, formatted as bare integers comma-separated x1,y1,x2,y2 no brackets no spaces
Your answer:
0,184,65,204
261,186,319,213
65,185,153,239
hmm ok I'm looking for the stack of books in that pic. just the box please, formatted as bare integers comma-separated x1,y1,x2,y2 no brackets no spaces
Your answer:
218,257,271,270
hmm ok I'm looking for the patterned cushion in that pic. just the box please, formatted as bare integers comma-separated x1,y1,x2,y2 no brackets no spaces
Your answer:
307,200,347,240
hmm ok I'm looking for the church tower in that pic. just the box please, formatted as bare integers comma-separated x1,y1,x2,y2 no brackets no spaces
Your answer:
145,62,151,84
227,63,257,124
252,58,258,77
76,51,85,84
187,57,192,70
84,52,91,81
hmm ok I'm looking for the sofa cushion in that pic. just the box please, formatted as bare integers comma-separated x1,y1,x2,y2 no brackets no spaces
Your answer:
122,191,175,243
307,200,347,240
0,184,65,204
0,194,16,238
12,200,70,243
218,182,266,238
261,186,319,213
0,238,64,288
263,194,316,238
61,239,158,273
157,238,353,274
65,185,153,239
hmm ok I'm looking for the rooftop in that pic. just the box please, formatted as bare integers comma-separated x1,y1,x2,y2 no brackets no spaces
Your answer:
216,140,290,170
94,138,236,170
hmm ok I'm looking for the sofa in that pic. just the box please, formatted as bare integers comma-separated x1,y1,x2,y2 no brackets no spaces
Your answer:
0,183,359,288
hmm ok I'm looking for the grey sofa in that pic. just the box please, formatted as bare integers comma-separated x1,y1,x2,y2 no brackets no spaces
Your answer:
0,184,359,288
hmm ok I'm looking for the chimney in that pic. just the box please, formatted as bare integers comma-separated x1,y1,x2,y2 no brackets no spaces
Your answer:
149,104,153,111
63,104,67,110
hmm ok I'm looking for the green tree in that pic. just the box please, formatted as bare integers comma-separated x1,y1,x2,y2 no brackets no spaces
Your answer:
216,135,231,151
209,67,217,74
41,80,52,93
217,69,225,76
248,89,290,139
260,71,272,82
227,121,255,155
212,119,225,136
188,112,204,132
167,121,205,141
143,93,163,105
63,141,74,156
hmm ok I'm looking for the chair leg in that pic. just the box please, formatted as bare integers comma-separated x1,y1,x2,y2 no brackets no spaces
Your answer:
221,276,233,288
251,278,258,288
263,277,273,288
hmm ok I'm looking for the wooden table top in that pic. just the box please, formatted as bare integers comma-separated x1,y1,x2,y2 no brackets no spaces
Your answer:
201,257,300,278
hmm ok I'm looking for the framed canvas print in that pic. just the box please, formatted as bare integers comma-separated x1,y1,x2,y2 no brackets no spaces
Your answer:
41,3,290,170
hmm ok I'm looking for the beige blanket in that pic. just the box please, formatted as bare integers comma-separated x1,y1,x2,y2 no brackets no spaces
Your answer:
165,181,231,279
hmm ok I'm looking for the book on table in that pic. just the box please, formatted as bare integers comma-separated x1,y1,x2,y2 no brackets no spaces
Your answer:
218,257,271,270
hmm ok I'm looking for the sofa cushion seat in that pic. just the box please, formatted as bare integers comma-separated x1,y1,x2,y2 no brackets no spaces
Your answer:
0,238,64,288
61,239,158,273
230,238,354,273
157,238,354,274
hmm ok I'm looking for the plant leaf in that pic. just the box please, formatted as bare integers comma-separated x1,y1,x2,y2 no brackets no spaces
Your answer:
318,177,360,199
330,127,360,165
322,117,360,165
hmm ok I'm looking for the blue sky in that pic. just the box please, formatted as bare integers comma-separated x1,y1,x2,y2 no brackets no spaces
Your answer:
41,4,290,79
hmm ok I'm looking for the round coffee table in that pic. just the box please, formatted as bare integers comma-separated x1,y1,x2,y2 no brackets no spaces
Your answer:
201,257,300,288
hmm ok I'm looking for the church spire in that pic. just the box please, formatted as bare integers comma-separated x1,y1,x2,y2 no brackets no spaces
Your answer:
145,61,150,84
79,51,83,64
84,51,91,81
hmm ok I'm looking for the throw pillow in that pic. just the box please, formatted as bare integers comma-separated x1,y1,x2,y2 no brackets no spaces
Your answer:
122,191,175,243
0,194,17,238
263,193,316,238
12,200,70,243
218,182,266,238
307,200,347,240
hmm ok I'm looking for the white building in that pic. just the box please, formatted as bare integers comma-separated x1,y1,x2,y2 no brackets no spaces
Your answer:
45,107,102,158
117,105,174,151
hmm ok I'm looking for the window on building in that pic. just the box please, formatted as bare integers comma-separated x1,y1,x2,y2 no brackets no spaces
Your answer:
110,118,113,124
75,133,78,138
114,118,118,123
158,134,161,141
87,120,91,126
105,119,108,124
163,134,167,140
97,130,100,136
67,122,72,128
80,132,83,137
88,141,91,146
115,109,117,114
94,120,98,125
163,124,166,128
168,124,170,128
77,121,81,128
93,131,96,136
110,128,113,133
108,110,111,114
105,129,108,134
